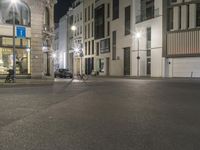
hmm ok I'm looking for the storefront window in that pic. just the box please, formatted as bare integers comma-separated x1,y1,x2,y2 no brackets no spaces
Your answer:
1,37,31,48
0,48,30,75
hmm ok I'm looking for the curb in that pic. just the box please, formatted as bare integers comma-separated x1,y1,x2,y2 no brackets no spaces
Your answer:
0,80,54,88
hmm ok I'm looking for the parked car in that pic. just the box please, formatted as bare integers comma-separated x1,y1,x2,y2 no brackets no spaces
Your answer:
54,69,73,78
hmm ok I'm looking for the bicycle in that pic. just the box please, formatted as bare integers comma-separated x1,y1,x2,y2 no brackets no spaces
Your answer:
77,73,88,81
5,69,15,83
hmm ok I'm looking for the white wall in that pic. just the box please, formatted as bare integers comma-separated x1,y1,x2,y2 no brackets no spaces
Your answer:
132,0,163,77
110,0,132,76
167,58,200,78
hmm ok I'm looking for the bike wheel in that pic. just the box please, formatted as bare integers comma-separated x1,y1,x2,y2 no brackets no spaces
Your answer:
5,79,11,83
82,74,88,80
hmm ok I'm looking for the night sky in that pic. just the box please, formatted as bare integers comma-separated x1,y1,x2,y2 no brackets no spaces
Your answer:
54,0,74,23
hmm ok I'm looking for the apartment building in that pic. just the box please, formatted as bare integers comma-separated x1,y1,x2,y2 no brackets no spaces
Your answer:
60,0,200,78
83,0,132,76
163,0,200,77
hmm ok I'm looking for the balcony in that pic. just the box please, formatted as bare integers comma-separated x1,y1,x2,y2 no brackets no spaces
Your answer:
136,8,160,23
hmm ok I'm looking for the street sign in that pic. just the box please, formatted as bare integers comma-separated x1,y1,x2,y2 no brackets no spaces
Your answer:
16,26,26,39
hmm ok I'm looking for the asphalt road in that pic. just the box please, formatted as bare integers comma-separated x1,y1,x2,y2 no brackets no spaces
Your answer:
0,78,200,150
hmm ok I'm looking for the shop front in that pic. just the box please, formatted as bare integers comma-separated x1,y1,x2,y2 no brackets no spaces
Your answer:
0,36,31,76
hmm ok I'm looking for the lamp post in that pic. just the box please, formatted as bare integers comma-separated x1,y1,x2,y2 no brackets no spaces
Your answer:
11,0,18,82
136,32,141,77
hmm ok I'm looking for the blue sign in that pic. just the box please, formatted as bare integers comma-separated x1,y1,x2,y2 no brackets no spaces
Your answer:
16,26,26,39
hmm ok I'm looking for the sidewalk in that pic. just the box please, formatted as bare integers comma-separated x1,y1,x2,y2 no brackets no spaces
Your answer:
92,75,200,81
0,79,54,87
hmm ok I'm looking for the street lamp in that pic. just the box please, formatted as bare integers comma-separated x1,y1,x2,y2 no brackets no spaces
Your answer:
136,32,141,77
11,0,19,82
71,25,77,31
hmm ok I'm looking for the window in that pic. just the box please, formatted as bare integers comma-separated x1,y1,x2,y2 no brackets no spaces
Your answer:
44,8,50,29
100,38,110,53
0,48,30,75
171,0,177,3
80,26,82,34
125,6,131,35
92,22,94,37
88,6,90,21
85,42,87,55
0,37,31,48
197,4,200,27
80,12,82,20
112,31,116,60
107,22,110,36
92,3,94,19
0,37,31,75
85,25,87,39
187,5,190,28
95,4,105,39
168,8,173,30
88,41,91,55
179,6,181,29
146,27,151,50
96,42,99,56
92,40,94,55
0,1,31,26
113,0,119,20
85,8,87,22
88,23,90,38
107,3,110,18
141,0,154,21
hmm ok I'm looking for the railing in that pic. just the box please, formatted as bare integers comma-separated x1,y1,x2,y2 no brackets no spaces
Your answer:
136,8,160,23
167,29,200,56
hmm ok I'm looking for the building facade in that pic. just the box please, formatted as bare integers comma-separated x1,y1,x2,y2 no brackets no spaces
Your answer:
0,0,56,79
110,0,132,76
94,0,112,76
83,0,95,75
132,0,163,77
54,0,200,78
72,0,84,75
163,0,200,77
54,15,68,70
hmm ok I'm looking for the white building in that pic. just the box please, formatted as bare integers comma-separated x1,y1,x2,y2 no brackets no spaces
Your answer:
71,0,84,75
163,0,200,78
53,9,74,72
132,0,163,77
67,0,200,78
109,0,132,76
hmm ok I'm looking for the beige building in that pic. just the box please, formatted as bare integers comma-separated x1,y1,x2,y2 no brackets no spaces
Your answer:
0,0,56,79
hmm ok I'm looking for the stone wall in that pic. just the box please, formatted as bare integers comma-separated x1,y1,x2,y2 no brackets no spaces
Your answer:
23,0,55,78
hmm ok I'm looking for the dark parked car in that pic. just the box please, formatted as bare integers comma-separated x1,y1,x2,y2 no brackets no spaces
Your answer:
54,69,73,78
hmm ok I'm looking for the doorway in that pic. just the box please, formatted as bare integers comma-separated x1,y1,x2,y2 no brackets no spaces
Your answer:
124,47,130,76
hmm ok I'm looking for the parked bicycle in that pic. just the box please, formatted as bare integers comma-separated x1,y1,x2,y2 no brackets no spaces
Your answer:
5,69,15,83
77,73,88,81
